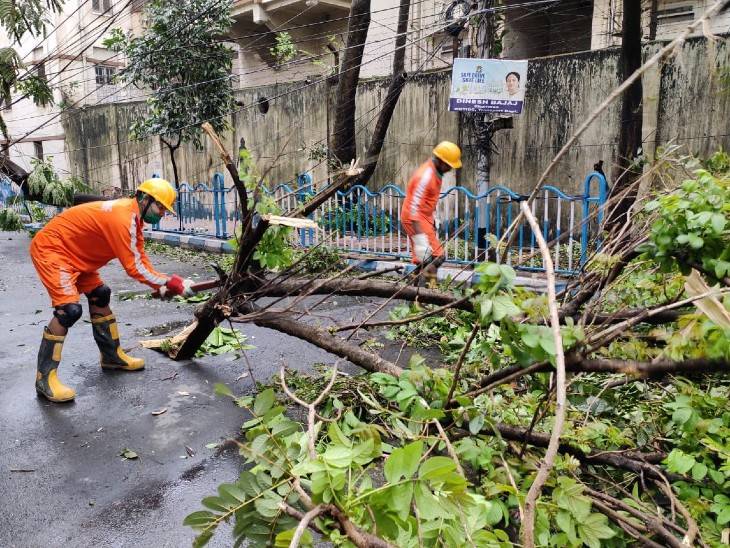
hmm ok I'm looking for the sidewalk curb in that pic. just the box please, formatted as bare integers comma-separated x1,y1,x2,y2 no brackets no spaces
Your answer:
143,229,559,292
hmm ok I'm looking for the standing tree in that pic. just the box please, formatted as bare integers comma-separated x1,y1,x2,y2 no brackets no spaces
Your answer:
330,0,371,168
104,0,235,225
0,0,61,143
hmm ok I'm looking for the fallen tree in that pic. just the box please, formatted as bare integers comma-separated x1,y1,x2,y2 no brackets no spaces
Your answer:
152,120,730,547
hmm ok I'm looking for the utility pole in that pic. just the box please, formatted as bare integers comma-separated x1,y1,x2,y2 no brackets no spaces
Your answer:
472,0,512,248
608,0,643,228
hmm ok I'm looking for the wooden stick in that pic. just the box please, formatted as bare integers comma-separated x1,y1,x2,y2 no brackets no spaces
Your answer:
520,200,567,548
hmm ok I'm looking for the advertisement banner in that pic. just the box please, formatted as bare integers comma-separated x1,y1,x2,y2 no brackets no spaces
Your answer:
449,58,528,114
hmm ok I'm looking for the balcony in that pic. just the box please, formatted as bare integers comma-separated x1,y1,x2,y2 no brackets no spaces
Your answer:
229,0,351,70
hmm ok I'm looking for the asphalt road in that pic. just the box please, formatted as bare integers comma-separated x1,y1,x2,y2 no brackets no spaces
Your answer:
0,232,380,548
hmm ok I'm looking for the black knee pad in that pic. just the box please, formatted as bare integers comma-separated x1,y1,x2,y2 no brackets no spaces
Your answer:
54,303,83,328
86,284,111,307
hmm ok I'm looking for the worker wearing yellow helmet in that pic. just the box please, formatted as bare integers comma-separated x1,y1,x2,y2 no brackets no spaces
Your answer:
28,177,195,403
400,141,462,287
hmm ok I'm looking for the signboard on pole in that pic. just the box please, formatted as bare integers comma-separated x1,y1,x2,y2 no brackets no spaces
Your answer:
449,58,528,114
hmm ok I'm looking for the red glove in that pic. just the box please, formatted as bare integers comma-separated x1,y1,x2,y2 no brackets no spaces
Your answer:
165,275,185,296
157,275,195,299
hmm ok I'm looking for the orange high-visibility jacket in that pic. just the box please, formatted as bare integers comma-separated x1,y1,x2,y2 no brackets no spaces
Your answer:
31,198,169,288
400,159,443,224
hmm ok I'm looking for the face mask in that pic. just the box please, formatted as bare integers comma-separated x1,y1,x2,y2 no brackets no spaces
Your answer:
143,210,162,224
139,197,162,224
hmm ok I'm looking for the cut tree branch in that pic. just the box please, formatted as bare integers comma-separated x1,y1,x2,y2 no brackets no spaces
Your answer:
201,122,247,218
249,312,403,376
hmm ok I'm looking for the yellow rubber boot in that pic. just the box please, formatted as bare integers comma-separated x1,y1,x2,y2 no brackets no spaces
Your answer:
92,314,145,371
35,329,76,403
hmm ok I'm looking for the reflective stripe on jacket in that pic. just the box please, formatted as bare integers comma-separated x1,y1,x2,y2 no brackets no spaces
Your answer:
400,159,442,224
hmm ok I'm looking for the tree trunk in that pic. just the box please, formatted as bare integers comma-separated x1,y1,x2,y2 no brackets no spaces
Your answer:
331,0,371,167
357,0,410,186
162,135,183,230
607,0,643,228
173,169,364,360
252,313,403,376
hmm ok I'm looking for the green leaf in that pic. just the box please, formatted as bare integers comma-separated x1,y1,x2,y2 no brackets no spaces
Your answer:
384,482,415,519
556,510,577,544
711,494,730,525
576,513,616,548
414,481,442,520
687,233,704,249
120,448,138,460
218,484,247,505
322,445,353,468
183,510,217,530
384,440,423,483
419,456,457,481
553,477,590,521
253,388,275,416
539,335,556,356
710,213,726,233
665,449,696,474
274,528,313,547
214,383,233,398
468,414,485,435
691,462,708,481
491,295,520,321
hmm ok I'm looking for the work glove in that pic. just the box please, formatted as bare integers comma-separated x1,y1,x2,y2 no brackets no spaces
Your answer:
158,275,195,299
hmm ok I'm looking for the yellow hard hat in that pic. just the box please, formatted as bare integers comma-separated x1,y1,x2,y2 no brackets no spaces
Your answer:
432,141,462,169
137,178,177,213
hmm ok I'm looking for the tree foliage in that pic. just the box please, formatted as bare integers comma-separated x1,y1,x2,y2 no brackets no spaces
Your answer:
26,157,90,206
104,0,235,187
0,0,62,139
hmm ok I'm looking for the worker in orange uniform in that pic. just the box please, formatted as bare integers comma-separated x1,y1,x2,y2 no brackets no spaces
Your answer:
400,141,462,287
29,178,195,403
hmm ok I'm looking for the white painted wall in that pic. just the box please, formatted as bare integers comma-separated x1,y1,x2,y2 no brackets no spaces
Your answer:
1,0,136,181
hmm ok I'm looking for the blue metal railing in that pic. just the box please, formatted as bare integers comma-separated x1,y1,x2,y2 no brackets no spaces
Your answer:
152,171,608,275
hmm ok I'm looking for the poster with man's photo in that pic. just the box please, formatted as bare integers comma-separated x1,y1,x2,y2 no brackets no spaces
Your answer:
449,58,528,114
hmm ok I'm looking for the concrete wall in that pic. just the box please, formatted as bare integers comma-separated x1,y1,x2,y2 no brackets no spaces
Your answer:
61,34,730,197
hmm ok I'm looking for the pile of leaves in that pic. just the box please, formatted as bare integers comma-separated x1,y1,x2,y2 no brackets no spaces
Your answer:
195,326,254,358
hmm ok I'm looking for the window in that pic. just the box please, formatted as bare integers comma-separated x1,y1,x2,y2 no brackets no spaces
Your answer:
95,65,115,86
33,141,44,159
92,0,113,13
657,4,695,23
36,61,46,83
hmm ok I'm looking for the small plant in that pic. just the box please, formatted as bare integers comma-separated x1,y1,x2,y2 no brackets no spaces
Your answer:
0,208,24,231
227,147,295,270
319,204,392,237
270,32,298,67
297,245,345,273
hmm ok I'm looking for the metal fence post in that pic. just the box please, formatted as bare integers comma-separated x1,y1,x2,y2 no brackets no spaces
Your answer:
215,173,227,239
580,171,609,267
212,177,221,238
